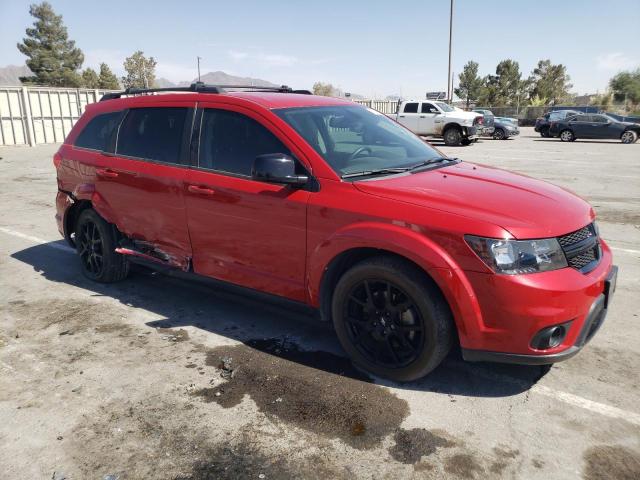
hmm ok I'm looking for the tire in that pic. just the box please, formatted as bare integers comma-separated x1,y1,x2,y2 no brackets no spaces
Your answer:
493,128,505,140
443,127,462,146
621,130,638,144
559,129,575,142
540,128,550,138
331,256,454,382
75,209,129,283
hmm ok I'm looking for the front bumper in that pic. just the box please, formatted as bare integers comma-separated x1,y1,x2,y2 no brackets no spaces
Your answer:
462,266,616,364
457,242,616,365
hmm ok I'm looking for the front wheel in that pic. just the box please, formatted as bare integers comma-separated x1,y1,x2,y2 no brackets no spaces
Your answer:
331,256,453,382
75,209,129,283
443,127,462,146
621,130,638,144
540,129,550,138
493,128,506,140
559,129,575,142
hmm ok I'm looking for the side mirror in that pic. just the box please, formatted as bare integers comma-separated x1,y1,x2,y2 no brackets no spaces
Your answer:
252,154,308,186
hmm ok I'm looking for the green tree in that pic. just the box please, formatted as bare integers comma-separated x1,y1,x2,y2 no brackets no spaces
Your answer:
122,51,157,89
477,60,526,106
454,61,483,108
312,82,336,96
97,63,120,89
17,2,84,87
81,68,99,88
530,59,573,105
609,68,640,105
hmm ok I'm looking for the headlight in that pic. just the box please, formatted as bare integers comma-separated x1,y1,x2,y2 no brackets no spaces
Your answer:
465,235,567,274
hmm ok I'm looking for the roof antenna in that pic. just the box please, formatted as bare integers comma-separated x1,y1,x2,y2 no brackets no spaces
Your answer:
197,56,202,82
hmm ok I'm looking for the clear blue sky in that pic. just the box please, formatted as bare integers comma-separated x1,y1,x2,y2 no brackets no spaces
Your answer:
1,0,639,97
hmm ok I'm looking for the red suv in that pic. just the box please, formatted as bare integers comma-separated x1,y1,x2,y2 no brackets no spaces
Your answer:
54,83,617,381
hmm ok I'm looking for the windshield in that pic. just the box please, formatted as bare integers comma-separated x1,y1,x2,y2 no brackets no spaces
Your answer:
274,106,445,177
434,101,454,112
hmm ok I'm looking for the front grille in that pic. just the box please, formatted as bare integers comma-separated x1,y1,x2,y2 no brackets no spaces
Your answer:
557,223,601,273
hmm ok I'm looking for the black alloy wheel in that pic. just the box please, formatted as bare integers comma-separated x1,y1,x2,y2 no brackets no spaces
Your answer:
75,209,129,283
343,279,424,369
77,217,105,277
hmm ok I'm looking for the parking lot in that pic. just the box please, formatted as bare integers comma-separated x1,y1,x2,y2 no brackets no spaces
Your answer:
0,127,639,479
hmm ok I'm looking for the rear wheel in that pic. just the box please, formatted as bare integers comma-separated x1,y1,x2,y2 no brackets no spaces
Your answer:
443,127,462,146
493,128,506,140
75,209,129,283
559,129,575,142
621,130,638,144
332,256,453,382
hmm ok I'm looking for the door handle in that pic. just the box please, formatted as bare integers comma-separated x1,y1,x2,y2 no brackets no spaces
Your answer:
188,185,216,195
420,115,426,118
398,115,405,118
96,168,119,178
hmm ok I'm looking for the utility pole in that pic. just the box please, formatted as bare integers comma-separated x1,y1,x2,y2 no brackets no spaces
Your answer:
447,0,454,102
197,56,202,82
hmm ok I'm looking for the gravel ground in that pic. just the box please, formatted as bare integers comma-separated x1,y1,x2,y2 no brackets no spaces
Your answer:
1,127,639,479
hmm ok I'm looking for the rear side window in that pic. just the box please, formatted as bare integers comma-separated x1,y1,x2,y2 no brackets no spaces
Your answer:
116,107,188,163
403,103,419,113
198,109,290,176
75,111,122,151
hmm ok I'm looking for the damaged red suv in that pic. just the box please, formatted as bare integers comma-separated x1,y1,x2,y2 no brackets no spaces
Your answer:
54,83,617,381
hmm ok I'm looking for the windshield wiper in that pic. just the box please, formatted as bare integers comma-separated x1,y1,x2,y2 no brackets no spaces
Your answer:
408,156,457,172
341,167,411,179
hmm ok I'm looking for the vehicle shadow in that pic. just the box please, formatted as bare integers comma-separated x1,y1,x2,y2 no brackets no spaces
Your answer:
11,241,551,398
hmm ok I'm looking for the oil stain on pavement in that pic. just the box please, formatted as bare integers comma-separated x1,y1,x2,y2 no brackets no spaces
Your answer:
193,337,410,449
583,445,640,480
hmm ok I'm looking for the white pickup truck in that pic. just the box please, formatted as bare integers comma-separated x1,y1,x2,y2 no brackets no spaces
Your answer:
387,100,482,146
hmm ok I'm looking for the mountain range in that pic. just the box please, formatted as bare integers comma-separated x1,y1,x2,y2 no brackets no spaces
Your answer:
156,71,280,88
0,65,32,86
0,64,280,89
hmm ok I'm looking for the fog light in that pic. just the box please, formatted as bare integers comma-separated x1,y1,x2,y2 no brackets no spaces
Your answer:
531,322,572,350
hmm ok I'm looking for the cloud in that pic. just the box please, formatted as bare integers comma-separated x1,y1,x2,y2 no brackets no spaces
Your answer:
596,52,638,71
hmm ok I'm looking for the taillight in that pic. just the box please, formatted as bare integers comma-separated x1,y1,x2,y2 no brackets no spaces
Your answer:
53,152,62,168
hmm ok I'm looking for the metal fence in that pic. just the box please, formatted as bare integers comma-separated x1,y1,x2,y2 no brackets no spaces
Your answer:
0,86,117,146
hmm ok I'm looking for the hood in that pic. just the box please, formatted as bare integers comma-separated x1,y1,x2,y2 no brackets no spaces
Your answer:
353,162,594,239
454,110,480,120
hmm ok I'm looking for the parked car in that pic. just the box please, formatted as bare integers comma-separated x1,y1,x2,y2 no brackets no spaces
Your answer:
54,83,617,381
549,113,640,143
482,118,520,140
535,110,580,137
471,108,495,135
389,100,482,145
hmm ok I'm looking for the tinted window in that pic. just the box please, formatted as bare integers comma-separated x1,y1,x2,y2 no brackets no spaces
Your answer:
199,109,290,176
421,103,438,114
592,115,608,123
275,106,443,177
116,108,188,163
403,103,419,113
75,111,122,151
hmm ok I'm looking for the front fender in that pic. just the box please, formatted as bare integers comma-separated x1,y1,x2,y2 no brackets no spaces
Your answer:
306,222,485,343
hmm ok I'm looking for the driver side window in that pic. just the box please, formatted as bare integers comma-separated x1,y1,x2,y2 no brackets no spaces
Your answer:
421,103,438,114
198,109,291,176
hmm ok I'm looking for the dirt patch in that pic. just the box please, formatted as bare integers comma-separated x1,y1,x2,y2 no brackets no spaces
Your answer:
95,323,133,335
193,337,409,449
5,298,121,334
592,206,640,226
158,328,190,342
388,428,455,464
445,453,484,479
583,445,640,480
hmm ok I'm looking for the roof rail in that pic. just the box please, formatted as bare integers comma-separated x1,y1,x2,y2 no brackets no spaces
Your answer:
100,82,311,101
